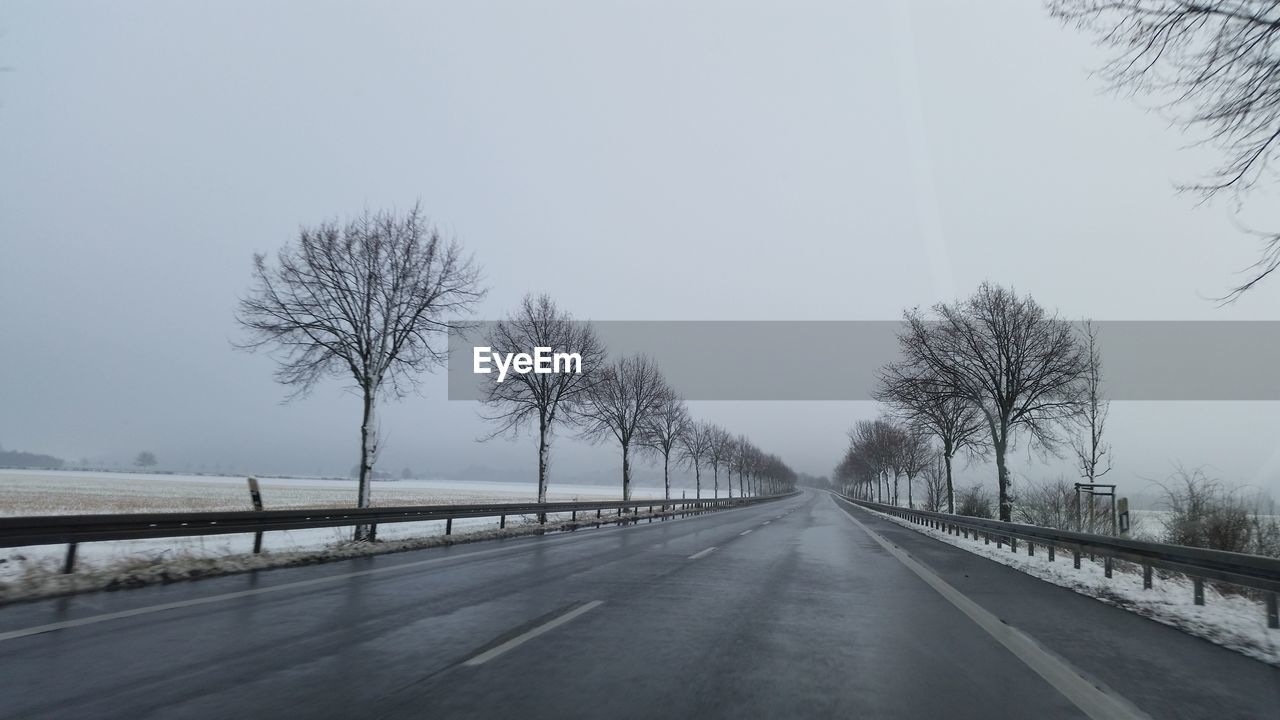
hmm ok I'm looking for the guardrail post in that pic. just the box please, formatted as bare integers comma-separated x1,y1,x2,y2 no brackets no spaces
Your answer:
63,542,77,574
1194,578,1204,605
1104,556,1112,578
1073,549,1081,569
996,535,1002,549
1143,563,1152,589
445,518,453,536
1048,545,1054,561
1010,537,1017,552
500,514,506,529
1267,593,1278,629
984,532,990,545
369,524,378,542
1028,541,1034,557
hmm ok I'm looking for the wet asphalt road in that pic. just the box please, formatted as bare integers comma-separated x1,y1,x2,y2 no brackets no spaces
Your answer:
0,489,1276,719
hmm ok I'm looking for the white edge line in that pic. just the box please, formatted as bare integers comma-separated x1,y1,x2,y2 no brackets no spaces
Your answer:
739,529,752,536
834,499,1151,720
688,546,717,560
463,600,604,667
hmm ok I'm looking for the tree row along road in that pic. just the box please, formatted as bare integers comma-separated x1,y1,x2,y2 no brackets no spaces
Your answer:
0,490,1275,719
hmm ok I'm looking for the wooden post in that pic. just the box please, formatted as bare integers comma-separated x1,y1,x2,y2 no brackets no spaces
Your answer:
63,542,78,574
247,477,265,554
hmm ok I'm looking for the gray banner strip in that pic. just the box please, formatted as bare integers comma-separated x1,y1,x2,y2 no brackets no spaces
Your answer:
448,321,1280,401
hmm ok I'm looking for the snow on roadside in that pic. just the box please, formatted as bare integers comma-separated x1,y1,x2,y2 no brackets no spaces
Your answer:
855,504,1280,667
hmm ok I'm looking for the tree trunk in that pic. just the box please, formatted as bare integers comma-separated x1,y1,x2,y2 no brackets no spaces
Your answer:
713,465,719,499
622,442,632,503
995,438,1011,522
695,462,701,500
944,450,955,514
355,387,376,542
537,415,550,524
663,452,671,502
906,472,914,509
893,471,900,506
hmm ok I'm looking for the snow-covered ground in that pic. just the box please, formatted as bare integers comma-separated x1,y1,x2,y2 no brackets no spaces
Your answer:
0,468,694,515
0,469,718,595
855,503,1280,667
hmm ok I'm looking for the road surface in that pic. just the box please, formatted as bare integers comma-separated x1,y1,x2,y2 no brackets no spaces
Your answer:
0,489,1276,719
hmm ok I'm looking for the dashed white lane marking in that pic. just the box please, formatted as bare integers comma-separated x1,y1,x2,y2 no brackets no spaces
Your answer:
688,547,718,560
739,530,753,536
762,521,771,525
835,500,1150,720
462,600,604,667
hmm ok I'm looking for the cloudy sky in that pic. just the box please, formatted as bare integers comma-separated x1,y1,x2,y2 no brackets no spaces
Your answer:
4,1,1280,497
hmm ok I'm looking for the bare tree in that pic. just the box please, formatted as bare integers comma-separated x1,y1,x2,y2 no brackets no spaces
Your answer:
134,451,157,469
707,424,733,499
897,427,931,510
849,418,900,504
480,295,605,507
640,389,691,502
732,435,753,498
678,420,714,500
897,283,1088,521
1050,1,1280,298
1072,320,1112,485
878,356,987,513
236,205,484,540
581,354,668,502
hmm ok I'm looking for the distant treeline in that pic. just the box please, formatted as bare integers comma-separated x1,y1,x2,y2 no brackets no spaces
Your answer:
0,449,65,469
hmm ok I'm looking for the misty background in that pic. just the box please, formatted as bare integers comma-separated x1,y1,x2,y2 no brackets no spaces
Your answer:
4,1,1280,499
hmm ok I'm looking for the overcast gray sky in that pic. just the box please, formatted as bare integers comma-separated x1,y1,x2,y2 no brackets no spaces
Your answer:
4,1,1280,497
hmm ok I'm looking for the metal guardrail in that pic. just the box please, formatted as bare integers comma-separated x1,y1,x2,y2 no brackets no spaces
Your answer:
834,494,1280,629
0,493,795,573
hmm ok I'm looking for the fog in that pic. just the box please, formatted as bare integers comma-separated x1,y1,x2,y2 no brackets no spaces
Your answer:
4,1,1280,499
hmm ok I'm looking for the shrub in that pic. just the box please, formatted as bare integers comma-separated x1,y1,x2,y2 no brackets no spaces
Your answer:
1156,466,1280,557
956,484,994,519
1013,476,1080,530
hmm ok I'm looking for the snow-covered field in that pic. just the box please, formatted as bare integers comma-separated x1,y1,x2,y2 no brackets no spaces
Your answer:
855,503,1280,667
0,469,706,595
0,469,683,515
